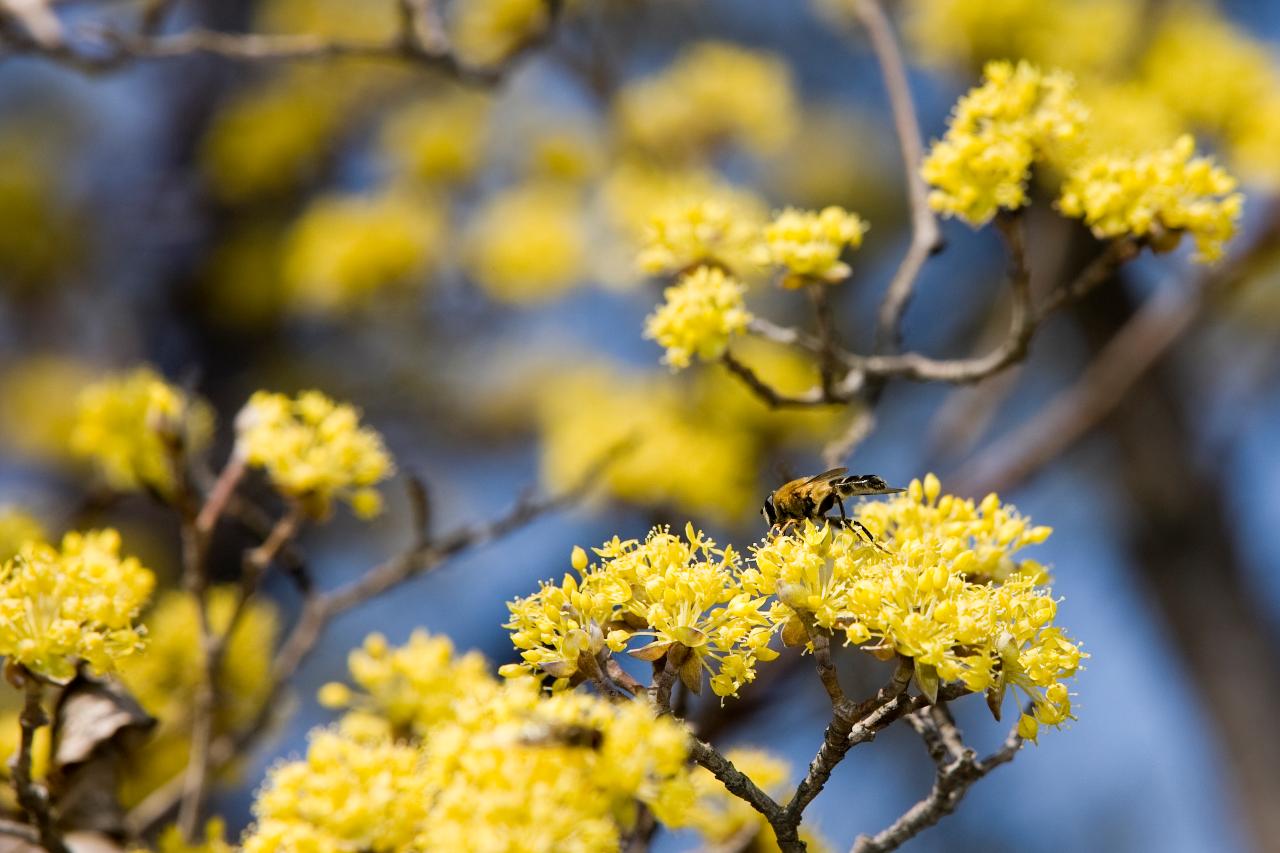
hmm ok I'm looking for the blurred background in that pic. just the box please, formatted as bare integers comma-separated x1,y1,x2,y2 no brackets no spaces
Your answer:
0,0,1278,851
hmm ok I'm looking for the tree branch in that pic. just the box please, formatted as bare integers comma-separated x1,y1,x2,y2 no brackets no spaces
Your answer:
8,671,68,853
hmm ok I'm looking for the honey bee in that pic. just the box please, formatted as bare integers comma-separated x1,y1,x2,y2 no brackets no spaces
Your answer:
762,468,904,546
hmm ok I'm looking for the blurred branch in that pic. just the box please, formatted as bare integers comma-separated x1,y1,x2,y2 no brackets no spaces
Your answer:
0,0,563,83
841,0,944,352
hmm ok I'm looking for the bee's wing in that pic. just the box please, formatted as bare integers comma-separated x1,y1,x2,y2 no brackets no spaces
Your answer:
803,467,848,485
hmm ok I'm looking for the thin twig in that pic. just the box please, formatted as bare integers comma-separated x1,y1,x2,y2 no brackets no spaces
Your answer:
843,0,944,352
8,671,67,853
689,739,786,825
720,350,829,409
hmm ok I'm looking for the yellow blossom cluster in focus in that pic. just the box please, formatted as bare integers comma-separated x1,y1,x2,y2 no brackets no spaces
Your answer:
1059,135,1244,262
644,266,752,369
70,367,213,496
235,390,394,519
0,529,154,682
243,632,692,853
505,524,778,698
281,191,445,313
638,190,767,278
755,205,868,286
615,41,798,160
746,475,1080,735
922,60,1087,225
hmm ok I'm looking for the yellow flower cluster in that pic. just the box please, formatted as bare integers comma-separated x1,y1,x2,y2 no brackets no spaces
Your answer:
235,390,393,519
0,507,44,562
745,476,1081,733
381,89,492,185
70,367,213,496
901,0,1142,78
755,206,868,286
117,588,278,806
638,190,766,277
281,191,445,313
688,748,831,853
450,0,549,69
317,630,494,739
615,41,797,159
922,60,1086,225
153,819,234,853
505,524,777,698
0,355,94,463
644,266,752,369
245,633,692,853
464,181,587,303
1059,135,1244,263
0,529,154,682
538,366,760,521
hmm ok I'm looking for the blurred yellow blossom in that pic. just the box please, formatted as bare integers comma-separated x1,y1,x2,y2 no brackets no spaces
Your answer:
0,507,45,562
746,475,1080,729
645,265,752,369
638,190,766,277
615,41,798,159
381,89,492,185
257,0,396,40
153,819,234,853
464,181,587,303
506,524,778,698
922,60,1087,225
1058,135,1243,262
70,367,213,496
0,355,95,463
756,206,868,286
901,0,1142,77
538,366,759,521
281,190,445,313
118,587,278,806
450,0,549,69
235,390,394,519
201,77,344,203
1074,80,1185,159
0,136,77,290
0,529,154,682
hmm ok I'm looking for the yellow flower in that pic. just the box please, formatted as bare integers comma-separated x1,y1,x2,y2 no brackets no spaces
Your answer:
235,390,394,519
0,355,95,463
318,629,496,738
0,529,154,682
537,365,760,521
450,0,549,69
645,265,752,369
117,587,278,807
381,89,492,185
900,0,1142,78
70,367,213,496
507,524,777,698
614,41,798,159
246,635,692,853
638,190,766,277
0,507,45,563
756,206,868,285
281,190,445,313
748,475,1081,730
1058,135,1244,262
201,76,344,203
922,60,1087,226
464,181,587,303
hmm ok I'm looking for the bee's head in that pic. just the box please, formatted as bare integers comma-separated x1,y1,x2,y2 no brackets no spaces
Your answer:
762,493,777,526
850,475,906,495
